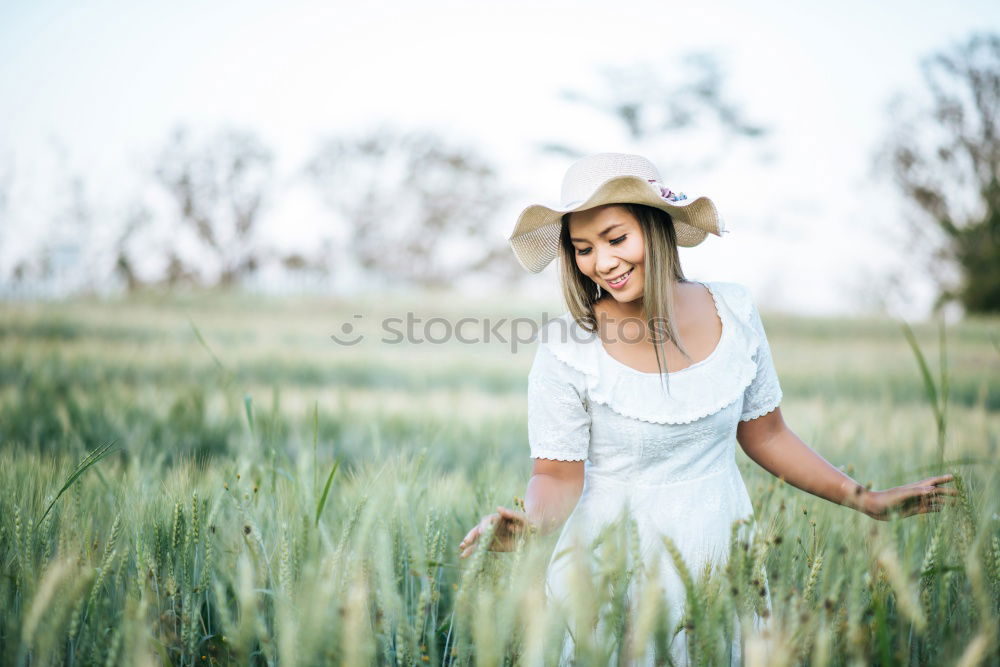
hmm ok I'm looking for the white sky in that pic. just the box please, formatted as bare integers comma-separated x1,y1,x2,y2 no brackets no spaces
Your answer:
1,0,998,316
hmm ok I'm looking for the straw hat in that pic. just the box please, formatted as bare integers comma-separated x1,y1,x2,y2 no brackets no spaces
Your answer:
508,153,726,273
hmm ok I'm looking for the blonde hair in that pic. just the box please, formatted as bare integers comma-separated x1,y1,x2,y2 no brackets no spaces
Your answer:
557,203,692,390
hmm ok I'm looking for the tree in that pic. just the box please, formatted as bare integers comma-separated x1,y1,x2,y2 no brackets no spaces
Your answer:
112,203,151,292
541,52,770,169
306,127,522,289
6,143,98,297
152,126,275,288
881,32,1000,314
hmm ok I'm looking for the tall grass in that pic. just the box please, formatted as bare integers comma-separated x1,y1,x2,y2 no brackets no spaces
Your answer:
0,293,997,664
901,319,950,467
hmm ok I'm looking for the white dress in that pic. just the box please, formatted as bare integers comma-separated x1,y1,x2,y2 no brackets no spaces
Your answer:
526,280,783,666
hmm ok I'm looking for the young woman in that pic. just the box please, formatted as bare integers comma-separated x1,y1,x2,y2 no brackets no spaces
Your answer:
457,153,956,665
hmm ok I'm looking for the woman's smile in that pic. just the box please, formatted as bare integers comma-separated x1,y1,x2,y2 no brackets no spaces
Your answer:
605,268,633,289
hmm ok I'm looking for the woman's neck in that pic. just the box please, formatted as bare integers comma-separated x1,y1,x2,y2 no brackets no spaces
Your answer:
599,294,644,321
598,278,688,320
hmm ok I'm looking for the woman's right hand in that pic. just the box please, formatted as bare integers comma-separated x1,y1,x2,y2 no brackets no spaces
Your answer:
860,474,958,520
458,506,536,559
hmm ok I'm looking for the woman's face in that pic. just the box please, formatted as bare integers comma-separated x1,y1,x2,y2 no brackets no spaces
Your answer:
568,204,645,303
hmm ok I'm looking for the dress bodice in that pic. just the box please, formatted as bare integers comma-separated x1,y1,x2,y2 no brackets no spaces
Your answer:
526,280,783,483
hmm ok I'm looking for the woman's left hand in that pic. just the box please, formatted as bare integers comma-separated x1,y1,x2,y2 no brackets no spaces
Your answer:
458,506,537,559
861,474,958,520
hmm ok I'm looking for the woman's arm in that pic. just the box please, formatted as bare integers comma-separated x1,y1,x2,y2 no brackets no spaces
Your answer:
524,459,585,535
458,459,583,558
736,407,956,519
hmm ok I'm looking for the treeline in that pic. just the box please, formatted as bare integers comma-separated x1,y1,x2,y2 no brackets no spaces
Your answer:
1,34,997,313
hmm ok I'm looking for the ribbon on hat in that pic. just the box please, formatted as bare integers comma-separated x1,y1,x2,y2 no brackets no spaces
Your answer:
647,178,687,202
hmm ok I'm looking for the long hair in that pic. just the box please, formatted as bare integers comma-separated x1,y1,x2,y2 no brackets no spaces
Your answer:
557,203,692,390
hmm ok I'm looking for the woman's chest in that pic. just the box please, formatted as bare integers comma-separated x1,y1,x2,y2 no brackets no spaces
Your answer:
585,399,741,483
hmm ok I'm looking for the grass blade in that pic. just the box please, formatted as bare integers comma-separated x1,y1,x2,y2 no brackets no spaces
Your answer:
189,317,226,372
900,321,940,419
189,317,239,392
315,460,340,527
244,394,255,438
313,401,319,496
938,319,949,423
36,440,118,529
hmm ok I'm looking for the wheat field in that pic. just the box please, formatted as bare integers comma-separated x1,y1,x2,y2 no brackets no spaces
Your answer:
0,291,998,665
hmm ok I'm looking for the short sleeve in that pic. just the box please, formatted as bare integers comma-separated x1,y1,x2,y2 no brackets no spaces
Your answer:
740,300,783,422
526,343,591,461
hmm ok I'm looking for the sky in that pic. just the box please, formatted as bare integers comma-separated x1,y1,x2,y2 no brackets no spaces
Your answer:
1,0,999,316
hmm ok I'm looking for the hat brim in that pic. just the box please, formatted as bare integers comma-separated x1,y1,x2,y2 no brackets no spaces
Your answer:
508,175,725,273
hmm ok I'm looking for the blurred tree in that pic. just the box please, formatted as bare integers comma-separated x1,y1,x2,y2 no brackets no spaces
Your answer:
306,127,523,289
280,242,333,278
6,144,96,297
541,53,770,167
152,126,274,288
112,203,151,292
881,33,1000,314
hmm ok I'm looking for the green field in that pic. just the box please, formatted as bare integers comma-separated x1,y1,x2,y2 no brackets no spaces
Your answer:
1,291,998,665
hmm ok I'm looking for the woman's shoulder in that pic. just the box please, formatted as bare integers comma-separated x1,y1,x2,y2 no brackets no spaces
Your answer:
531,310,600,378
700,278,751,301
701,279,756,322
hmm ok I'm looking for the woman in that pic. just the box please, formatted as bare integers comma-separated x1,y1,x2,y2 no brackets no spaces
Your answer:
457,153,956,665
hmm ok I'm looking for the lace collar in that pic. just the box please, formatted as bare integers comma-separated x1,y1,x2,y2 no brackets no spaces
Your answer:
536,281,761,424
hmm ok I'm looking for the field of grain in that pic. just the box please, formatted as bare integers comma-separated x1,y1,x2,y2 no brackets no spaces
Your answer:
1,290,998,665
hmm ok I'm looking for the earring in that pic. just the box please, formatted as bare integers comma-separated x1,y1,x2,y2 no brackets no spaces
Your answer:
596,284,602,299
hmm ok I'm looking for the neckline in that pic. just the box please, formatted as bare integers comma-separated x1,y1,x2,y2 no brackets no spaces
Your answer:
595,280,726,377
